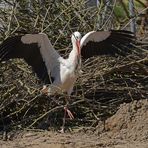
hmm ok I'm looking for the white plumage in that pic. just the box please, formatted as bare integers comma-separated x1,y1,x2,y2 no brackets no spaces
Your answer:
80,31,110,47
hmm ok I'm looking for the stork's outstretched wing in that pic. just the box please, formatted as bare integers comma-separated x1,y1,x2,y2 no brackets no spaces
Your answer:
80,30,136,59
0,33,61,84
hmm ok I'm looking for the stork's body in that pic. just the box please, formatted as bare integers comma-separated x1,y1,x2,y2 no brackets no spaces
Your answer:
39,32,81,96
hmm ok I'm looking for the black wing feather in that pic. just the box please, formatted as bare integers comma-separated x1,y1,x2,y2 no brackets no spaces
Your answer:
0,35,51,84
81,30,136,59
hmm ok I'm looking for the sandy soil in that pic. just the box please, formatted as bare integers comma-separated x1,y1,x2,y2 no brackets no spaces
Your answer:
0,99,147,148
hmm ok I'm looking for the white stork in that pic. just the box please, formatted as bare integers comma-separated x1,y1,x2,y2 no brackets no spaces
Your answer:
0,30,136,132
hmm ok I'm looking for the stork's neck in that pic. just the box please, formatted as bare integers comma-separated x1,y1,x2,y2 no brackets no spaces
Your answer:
67,41,81,70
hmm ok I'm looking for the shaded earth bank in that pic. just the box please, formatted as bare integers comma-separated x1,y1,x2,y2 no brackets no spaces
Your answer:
0,99,147,148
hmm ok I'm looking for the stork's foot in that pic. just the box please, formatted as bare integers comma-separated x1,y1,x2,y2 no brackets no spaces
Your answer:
40,85,54,96
58,128,65,133
41,85,49,95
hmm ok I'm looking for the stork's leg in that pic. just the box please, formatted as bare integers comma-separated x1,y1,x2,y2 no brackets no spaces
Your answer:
60,106,67,133
60,95,74,133
60,87,75,133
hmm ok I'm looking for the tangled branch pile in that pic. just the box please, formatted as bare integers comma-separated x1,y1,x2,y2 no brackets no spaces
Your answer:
0,0,148,131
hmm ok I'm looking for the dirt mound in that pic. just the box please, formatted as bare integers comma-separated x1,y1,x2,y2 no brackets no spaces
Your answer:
105,99,148,141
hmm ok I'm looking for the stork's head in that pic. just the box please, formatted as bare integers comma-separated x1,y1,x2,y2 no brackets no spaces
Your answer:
71,31,81,42
71,31,81,55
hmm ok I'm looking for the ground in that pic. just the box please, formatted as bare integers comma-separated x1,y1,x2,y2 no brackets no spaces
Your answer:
0,99,147,148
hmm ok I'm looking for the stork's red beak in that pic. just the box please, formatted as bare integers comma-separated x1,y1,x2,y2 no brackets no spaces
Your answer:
76,40,81,55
